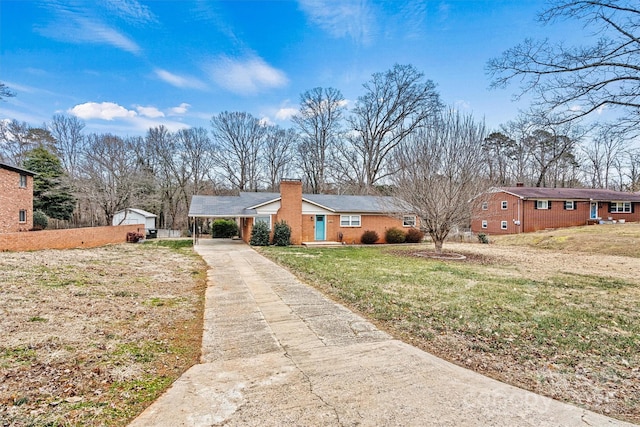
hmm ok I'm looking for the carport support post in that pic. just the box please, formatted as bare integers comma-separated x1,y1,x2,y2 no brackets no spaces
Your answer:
193,218,198,245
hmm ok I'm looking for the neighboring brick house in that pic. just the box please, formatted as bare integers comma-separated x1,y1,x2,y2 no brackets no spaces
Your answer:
0,162,35,233
471,185,640,235
189,180,419,244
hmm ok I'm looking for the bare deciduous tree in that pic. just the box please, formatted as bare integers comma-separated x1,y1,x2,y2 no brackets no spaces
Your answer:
292,87,345,194
211,111,266,192
264,126,296,191
392,109,487,254
582,125,628,189
488,0,640,132
80,134,143,225
49,114,86,179
0,120,35,165
0,82,15,100
346,64,441,193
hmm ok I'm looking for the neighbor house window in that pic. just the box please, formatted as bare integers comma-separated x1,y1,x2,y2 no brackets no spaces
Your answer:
564,201,575,210
254,215,271,229
403,215,416,227
501,201,508,210
536,200,550,210
19,174,27,188
340,215,361,227
19,210,26,223
610,202,632,213
481,202,488,210
481,220,487,229
501,221,508,230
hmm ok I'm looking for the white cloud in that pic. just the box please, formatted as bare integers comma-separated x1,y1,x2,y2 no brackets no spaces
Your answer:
155,69,207,90
455,100,471,110
259,117,274,126
136,105,165,118
569,105,583,112
67,101,190,134
69,102,137,120
169,103,191,115
275,107,298,121
103,0,157,24
298,0,376,45
206,55,288,95
34,2,141,54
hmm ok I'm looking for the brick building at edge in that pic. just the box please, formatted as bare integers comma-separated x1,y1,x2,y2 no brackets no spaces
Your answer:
471,185,640,235
0,162,35,233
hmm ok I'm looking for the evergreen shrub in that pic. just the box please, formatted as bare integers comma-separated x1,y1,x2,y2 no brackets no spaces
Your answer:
211,219,238,238
250,221,270,246
360,230,379,244
404,228,424,243
385,227,406,244
272,220,291,246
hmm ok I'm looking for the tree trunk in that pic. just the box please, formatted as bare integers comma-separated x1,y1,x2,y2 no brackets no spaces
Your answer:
433,237,444,254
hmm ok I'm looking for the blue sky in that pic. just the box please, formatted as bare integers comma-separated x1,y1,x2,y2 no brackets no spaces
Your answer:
1,0,591,136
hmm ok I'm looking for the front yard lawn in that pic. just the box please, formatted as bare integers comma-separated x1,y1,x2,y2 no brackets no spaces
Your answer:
259,240,640,424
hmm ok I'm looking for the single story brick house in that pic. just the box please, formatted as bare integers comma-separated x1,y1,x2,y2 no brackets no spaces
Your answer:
188,180,418,244
0,162,35,233
471,185,640,235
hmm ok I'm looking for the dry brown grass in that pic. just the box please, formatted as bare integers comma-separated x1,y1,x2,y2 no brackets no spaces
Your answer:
0,241,207,426
491,222,640,257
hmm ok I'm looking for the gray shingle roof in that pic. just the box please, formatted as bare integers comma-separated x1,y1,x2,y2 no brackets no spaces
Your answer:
303,194,409,213
0,162,36,175
189,192,411,217
499,187,640,202
189,193,279,217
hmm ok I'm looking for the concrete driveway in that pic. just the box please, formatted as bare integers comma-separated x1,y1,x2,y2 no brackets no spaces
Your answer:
129,239,636,426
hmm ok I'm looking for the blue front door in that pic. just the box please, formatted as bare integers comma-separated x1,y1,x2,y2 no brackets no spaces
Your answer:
590,202,598,219
315,215,325,240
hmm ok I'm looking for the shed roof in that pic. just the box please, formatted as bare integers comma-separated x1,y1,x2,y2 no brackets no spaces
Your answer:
116,208,157,218
497,187,640,202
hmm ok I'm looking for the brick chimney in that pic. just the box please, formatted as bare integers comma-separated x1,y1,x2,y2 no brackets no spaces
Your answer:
277,179,303,245
516,182,524,187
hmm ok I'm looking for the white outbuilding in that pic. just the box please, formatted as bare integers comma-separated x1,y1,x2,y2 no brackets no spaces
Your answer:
112,208,158,238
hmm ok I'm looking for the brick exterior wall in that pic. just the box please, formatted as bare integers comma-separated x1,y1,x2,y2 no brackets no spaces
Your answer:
0,224,142,252
276,180,303,245
471,190,640,235
0,167,33,233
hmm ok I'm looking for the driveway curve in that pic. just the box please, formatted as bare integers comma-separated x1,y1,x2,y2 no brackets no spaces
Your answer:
129,239,635,426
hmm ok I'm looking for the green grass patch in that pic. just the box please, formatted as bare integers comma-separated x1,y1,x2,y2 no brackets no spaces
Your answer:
144,239,193,251
112,341,168,364
28,316,48,322
259,245,640,372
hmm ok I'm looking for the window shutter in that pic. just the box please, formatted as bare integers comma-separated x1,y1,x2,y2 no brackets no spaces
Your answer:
608,203,613,213
548,201,552,209
633,203,636,214
563,201,567,210
534,201,538,210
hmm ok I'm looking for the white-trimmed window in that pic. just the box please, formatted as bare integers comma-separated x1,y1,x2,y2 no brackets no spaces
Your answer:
19,210,27,223
536,200,550,210
403,215,416,227
19,174,27,188
501,201,508,210
340,215,361,227
610,202,632,213
501,221,508,230
481,202,488,210
254,215,271,230
564,201,575,210
481,220,487,229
